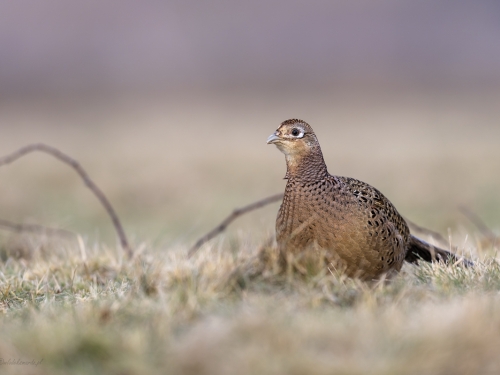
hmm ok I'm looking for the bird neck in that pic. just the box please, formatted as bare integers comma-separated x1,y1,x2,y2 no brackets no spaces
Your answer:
284,146,329,181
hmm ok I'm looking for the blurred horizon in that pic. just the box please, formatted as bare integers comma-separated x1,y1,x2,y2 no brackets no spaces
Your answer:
1,1,500,98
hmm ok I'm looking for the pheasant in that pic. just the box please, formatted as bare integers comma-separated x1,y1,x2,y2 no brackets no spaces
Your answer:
267,119,470,280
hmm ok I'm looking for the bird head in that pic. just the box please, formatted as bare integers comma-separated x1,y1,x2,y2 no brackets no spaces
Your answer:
267,119,327,179
267,119,318,157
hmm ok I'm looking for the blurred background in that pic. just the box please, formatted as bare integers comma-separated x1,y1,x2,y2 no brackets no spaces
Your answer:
0,1,499,250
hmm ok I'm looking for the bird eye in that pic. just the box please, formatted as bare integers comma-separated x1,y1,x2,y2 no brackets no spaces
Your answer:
291,128,300,136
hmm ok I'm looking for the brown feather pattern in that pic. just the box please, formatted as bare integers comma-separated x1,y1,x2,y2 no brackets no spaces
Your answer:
269,119,470,280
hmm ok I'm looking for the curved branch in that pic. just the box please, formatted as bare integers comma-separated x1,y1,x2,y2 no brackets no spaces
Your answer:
188,193,283,256
0,143,132,258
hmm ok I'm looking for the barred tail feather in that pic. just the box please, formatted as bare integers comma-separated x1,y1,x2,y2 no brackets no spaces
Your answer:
405,235,474,267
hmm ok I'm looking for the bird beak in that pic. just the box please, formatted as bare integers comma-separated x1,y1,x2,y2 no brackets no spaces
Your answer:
267,132,280,144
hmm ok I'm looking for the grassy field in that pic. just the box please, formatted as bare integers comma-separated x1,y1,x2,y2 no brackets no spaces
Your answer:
0,89,499,374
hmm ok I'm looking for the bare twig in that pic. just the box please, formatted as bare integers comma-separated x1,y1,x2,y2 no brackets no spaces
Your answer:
459,205,496,240
188,193,283,256
0,218,76,238
0,143,132,258
404,217,448,245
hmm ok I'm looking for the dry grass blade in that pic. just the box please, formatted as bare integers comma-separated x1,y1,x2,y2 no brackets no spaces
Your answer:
0,143,132,258
188,193,283,256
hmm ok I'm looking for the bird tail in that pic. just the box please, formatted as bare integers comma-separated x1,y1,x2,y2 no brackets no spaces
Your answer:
405,235,473,267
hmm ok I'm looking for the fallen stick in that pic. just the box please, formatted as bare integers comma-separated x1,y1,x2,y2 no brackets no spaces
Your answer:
0,143,132,258
188,192,464,260
188,193,283,256
404,217,448,245
459,205,497,240
0,218,76,238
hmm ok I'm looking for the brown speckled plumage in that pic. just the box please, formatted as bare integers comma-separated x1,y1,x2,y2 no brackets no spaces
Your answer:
268,119,469,280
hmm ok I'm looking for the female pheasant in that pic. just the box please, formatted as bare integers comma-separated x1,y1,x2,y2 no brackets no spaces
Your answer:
267,119,468,280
